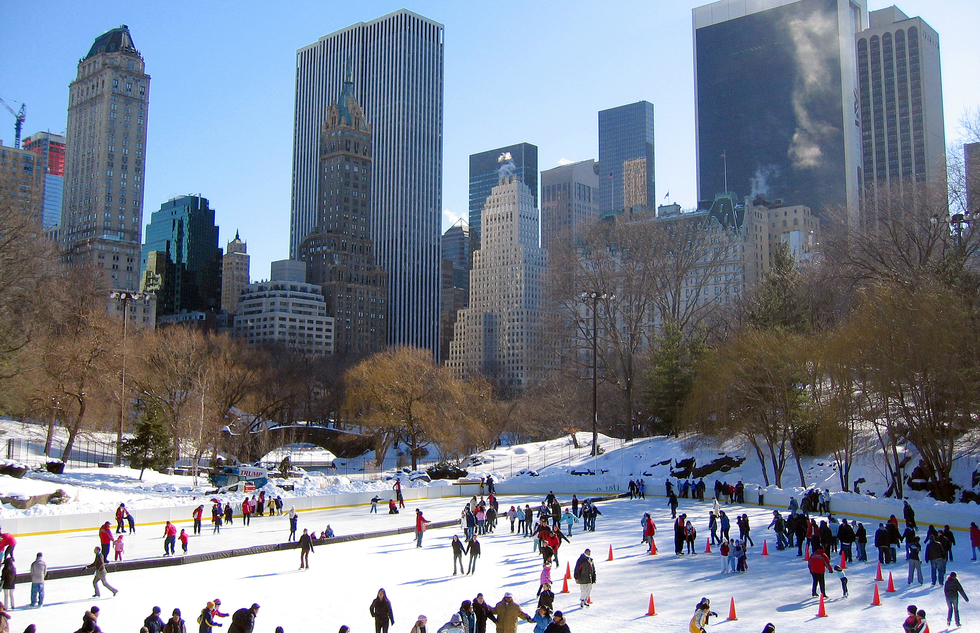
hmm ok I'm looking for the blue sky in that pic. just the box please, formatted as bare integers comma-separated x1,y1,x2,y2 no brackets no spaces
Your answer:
2,0,978,280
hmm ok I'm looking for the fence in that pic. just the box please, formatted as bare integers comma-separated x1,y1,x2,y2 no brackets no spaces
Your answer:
5,437,117,468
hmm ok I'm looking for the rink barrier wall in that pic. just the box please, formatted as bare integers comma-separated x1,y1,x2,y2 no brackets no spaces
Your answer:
11,519,459,585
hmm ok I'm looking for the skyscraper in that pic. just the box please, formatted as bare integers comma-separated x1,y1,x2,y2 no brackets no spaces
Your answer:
469,143,538,260
292,10,444,354
967,143,980,217
541,159,600,250
139,195,221,317
598,102,655,214
22,132,66,229
0,144,44,225
448,158,549,392
221,232,250,315
694,0,866,217
298,70,387,357
62,25,150,290
439,219,469,363
856,7,945,195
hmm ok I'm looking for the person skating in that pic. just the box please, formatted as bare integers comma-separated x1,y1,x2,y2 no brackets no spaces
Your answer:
467,536,481,575
541,610,568,633
410,615,427,633
436,613,465,633
903,500,917,531
530,606,551,633
288,508,298,542
163,609,186,633
0,559,13,610
87,547,117,598
668,492,678,519
192,506,204,535
200,602,223,633
673,514,687,555
97,522,112,561
902,605,919,633
907,535,923,585
685,520,697,555
473,593,496,633
371,496,382,514
689,601,712,633
77,605,100,633
370,588,394,633
833,565,848,597
490,592,531,633
451,535,466,575
29,553,45,608
298,528,314,569
573,548,596,608
144,606,165,633
926,532,947,586
415,509,430,548
808,547,832,598
394,480,405,509
944,571,969,627
228,604,259,633
115,504,128,534
537,583,554,613
113,534,124,562
179,529,189,554
458,600,476,633
212,503,222,534
163,521,177,556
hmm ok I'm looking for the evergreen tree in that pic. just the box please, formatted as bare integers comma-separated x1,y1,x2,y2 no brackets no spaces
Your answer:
121,399,174,480
644,323,706,436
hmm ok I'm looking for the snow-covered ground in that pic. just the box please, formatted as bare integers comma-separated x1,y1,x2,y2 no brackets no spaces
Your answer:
0,425,972,631
4,492,979,633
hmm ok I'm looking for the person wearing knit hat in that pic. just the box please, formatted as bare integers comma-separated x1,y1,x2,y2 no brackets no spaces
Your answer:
410,615,427,633
165,608,186,633
199,602,222,633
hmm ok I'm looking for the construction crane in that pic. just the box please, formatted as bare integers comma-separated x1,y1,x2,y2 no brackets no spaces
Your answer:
0,98,26,149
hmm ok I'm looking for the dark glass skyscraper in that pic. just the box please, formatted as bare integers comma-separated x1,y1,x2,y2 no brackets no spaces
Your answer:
139,195,221,316
694,0,865,217
469,143,537,259
292,9,444,355
598,101,655,214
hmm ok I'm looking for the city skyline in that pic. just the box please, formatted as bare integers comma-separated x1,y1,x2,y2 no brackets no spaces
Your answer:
1,1,977,280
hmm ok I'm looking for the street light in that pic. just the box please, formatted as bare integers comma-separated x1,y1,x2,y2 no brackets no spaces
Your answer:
109,290,149,466
580,291,614,462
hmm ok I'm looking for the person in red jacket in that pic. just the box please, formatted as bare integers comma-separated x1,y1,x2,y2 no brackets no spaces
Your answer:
809,547,833,598
162,521,177,557
192,506,204,535
0,533,17,562
415,509,430,548
98,521,113,561
241,498,252,527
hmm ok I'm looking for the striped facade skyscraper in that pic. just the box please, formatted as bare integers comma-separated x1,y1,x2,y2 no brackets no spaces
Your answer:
291,10,444,355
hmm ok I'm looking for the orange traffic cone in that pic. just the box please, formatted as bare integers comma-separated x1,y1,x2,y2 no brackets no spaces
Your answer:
840,550,846,570
762,540,769,556
804,543,810,561
561,577,569,594
705,538,712,554
886,572,896,593
586,597,592,605
871,583,881,606
649,537,658,555
816,594,828,617
876,562,883,581
565,562,571,580
646,594,657,616
727,597,738,621
607,545,614,561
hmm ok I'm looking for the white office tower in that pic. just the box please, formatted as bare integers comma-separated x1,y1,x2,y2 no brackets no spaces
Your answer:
449,157,549,393
292,10,444,355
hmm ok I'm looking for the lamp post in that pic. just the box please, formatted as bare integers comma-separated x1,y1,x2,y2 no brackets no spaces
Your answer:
580,291,614,461
110,291,148,466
